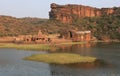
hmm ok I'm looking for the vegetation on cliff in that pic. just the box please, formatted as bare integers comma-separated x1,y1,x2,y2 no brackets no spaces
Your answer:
72,14,120,40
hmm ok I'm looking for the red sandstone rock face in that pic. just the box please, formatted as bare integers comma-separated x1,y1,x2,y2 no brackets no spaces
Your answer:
49,3,114,23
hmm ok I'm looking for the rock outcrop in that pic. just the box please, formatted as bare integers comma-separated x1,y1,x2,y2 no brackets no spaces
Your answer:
49,3,114,23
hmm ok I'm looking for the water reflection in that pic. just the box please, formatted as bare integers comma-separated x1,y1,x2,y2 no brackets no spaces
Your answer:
49,60,115,76
50,59,113,69
49,42,120,76
62,60,113,68
0,42,120,76
51,42,96,56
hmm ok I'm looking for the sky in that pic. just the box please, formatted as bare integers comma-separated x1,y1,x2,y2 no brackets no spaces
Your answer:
0,0,120,18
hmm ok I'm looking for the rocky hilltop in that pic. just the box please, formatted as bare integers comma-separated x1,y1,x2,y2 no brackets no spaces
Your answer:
49,3,115,23
0,4,120,41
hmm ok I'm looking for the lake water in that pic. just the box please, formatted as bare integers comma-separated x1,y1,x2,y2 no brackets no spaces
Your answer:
0,42,120,76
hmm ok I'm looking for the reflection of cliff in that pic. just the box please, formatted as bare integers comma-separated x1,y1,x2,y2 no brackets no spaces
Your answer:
49,3,114,23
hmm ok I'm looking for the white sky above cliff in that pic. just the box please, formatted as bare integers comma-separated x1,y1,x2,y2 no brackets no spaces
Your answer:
0,0,119,18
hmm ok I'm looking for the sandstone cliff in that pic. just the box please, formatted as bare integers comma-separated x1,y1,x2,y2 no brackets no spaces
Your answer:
49,3,114,23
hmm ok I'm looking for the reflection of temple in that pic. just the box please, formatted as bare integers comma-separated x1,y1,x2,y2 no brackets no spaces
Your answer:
56,43,92,52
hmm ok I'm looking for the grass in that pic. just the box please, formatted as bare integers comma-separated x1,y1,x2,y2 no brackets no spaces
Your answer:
24,53,96,64
0,42,86,51
0,43,55,51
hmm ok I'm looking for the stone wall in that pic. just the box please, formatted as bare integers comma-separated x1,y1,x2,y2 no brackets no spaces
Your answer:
49,3,114,23
60,30,91,42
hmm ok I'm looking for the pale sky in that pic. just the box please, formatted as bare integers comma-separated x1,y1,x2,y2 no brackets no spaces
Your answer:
0,0,120,18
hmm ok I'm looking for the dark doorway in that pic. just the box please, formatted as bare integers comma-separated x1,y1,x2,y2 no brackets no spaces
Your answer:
69,31,73,38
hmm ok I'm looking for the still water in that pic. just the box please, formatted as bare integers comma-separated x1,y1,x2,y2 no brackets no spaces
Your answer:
0,42,120,76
